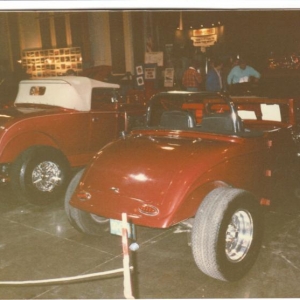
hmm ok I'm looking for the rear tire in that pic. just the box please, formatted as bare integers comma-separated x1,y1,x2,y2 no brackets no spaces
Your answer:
64,169,109,236
191,187,263,281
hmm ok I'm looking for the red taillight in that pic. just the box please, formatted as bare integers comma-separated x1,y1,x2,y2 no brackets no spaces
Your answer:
77,191,91,201
139,204,159,216
260,198,271,206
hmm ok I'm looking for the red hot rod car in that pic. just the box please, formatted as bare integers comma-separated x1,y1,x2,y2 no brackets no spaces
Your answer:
65,91,300,282
0,76,145,205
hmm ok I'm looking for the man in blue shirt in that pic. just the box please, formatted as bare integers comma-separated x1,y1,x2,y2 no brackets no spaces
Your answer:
227,59,261,86
206,59,223,92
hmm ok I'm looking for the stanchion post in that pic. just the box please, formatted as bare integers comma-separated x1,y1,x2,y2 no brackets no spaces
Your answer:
122,213,134,299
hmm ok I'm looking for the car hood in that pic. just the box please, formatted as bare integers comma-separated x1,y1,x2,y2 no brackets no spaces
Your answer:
80,131,237,205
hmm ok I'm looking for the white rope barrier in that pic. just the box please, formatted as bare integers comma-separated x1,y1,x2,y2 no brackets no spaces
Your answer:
0,267,131,286
0,213,136,299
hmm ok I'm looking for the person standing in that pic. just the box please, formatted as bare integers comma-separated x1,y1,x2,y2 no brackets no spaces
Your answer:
182,60,202,92
205,59,223,92
227,58,261,95
227,58,261,86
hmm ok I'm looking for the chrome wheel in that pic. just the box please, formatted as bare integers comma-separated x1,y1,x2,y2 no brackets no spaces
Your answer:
32,161,62,192
225,209,253,262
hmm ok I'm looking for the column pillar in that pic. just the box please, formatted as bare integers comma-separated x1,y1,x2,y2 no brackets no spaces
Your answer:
89,12,112,66
123,11,134,74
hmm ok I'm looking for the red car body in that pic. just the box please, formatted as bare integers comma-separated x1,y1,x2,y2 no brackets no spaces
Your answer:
72,130,269,228
67,91,300,281
70,93,299,226
0,76,145,204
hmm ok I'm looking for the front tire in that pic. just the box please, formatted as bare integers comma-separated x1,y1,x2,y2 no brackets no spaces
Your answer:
191,187,263,282
10,146,70,205
64,169,109,236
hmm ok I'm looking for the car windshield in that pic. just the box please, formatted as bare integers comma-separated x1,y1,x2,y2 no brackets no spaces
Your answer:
146,92,241,133
91,88,121,107
141,92,293,137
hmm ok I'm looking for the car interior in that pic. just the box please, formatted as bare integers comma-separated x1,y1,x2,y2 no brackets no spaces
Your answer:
145,94,293,138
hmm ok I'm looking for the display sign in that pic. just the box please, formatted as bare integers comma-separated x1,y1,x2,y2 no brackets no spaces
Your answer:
22,47,82,78
191,35,217,47
136,65,144,75
193,28,216,36
144,63,157,80
136,76,144,86
164,68,174,87
110,218,136,239
145,52,164,67
144,68,156,80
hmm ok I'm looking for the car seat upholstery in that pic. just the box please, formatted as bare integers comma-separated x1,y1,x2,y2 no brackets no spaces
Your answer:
201,113,244,133
160,110,195,129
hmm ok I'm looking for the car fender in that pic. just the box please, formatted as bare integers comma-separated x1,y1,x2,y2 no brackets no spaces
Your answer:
0,131,60,163
160,144,266,227
166,180,230,227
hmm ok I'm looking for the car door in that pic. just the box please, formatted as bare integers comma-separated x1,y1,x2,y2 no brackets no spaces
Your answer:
88,88,123,152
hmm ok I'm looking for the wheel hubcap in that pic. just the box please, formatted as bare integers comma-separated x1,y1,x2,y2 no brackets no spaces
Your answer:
225,209,253,262
32,161,62,192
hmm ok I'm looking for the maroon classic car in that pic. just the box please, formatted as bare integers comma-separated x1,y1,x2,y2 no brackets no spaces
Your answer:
65,91,300,281
0,76,145,205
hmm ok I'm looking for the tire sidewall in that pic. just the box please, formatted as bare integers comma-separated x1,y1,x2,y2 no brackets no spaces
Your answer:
64,168,85,230
72,206,110,236
216,194,263,281
192,187,264,282
64,169,109,236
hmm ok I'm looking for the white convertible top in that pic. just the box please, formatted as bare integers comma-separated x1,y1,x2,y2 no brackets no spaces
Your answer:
15,76,120,111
